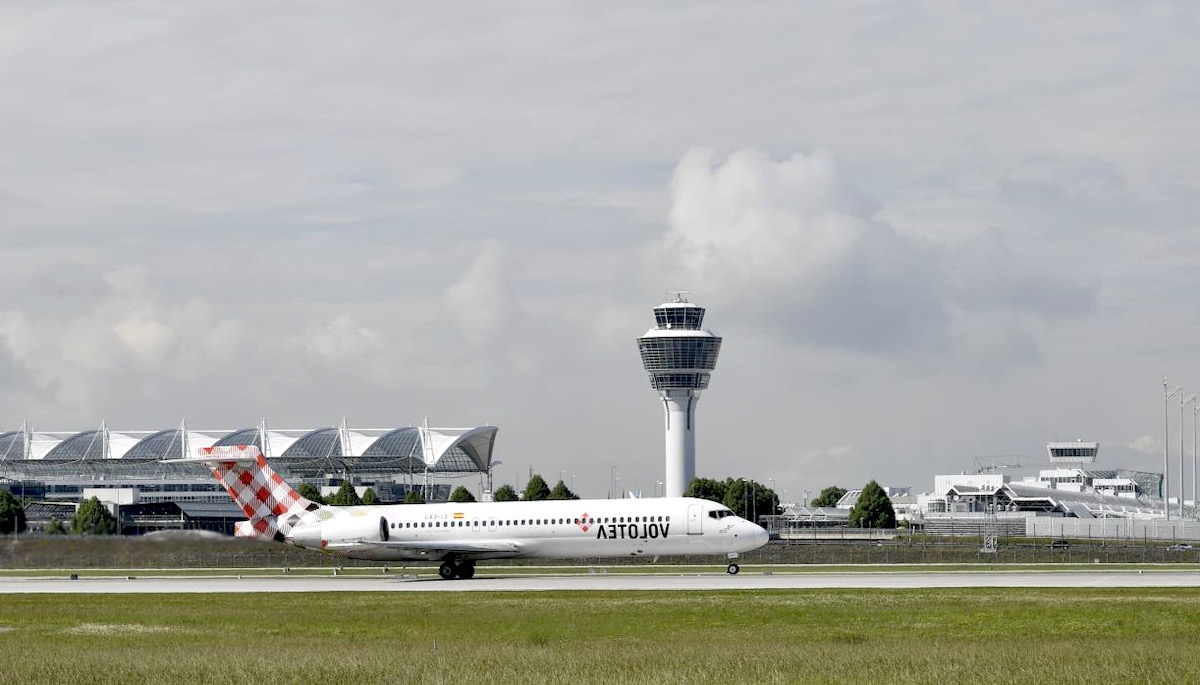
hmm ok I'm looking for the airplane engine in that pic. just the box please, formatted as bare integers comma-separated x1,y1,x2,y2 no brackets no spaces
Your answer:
287,515,388,549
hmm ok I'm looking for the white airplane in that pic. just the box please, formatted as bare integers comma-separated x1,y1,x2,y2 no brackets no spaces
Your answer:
170,445,769,579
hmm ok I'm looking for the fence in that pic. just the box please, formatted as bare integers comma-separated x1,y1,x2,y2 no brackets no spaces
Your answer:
1026,517,1200,542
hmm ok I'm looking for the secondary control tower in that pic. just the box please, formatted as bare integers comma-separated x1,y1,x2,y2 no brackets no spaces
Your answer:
637,292,723,498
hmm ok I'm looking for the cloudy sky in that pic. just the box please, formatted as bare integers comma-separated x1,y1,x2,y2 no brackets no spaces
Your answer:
2,2,1198,501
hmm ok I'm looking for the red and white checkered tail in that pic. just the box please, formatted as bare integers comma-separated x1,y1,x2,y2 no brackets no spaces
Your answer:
195,445,318,542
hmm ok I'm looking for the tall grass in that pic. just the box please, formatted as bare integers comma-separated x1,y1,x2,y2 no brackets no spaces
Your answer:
1,589,1199,683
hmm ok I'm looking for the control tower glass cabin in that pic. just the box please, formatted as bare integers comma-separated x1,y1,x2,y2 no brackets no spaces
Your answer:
636,294,722,498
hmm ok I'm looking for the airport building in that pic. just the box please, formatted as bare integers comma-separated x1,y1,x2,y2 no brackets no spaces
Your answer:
915,441,1199,540
0,421,499,523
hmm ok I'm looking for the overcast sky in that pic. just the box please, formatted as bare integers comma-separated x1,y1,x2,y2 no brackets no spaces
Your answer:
2,2,1199,501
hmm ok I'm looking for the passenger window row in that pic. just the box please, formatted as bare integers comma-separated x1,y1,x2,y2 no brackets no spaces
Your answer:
386,515,671,530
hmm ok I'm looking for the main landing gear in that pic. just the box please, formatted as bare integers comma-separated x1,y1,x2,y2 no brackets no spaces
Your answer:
438,560,476,580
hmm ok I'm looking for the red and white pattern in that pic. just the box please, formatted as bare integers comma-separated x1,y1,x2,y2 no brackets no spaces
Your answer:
198,445,313,540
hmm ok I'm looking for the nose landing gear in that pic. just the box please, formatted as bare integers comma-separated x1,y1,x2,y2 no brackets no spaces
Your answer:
725,551,742,575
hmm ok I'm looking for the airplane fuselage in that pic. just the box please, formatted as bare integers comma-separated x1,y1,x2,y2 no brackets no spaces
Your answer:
281,496,767,563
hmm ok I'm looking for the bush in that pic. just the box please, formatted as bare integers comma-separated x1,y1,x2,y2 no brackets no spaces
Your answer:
0,490,26,534
71,497,118,535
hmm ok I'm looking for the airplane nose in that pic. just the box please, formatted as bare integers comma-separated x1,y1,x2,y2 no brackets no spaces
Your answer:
752,524,769,548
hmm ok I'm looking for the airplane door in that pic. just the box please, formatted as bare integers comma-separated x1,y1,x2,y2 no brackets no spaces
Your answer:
687,504,702,535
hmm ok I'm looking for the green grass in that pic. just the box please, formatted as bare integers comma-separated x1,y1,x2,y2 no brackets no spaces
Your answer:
2,589,1200,683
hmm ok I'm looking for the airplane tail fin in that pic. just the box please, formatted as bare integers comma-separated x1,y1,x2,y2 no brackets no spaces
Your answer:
174,445,319,541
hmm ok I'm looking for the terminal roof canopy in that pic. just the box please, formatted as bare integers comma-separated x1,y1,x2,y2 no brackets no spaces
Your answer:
0,424,499,474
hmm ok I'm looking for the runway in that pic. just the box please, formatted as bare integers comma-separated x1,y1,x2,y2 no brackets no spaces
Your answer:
3,570,1200,593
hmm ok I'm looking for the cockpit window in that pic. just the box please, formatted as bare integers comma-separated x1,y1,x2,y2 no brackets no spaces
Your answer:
707,509,734,519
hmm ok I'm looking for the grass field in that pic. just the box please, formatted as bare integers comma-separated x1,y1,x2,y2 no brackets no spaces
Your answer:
2,589,1200,684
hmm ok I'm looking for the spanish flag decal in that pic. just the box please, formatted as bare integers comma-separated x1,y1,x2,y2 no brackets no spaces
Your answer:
453,512,464,519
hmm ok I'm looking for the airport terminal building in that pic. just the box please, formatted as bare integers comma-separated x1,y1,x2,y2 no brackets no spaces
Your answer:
0,421,498,514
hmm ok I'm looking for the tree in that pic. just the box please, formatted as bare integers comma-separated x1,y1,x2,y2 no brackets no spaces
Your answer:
523,474,551,502
328,482,362,506
686,478,728,503
810,486,847,508
849,480,896,529
547,480,579,500
0,490,26,534
492,484,518,502
71,497,118,535
450,486,477,503
403,490,425,504
297,483,325,505
361,488,378,505
721,478,780,520
687,477,780,519
46,516,67,535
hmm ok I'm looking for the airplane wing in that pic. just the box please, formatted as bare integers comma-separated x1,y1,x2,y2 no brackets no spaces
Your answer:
324,538,522,560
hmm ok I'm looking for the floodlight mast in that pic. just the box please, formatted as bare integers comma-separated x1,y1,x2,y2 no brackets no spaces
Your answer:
1184,393,1197,519
1193,400,1200,519
1165,378,1182,520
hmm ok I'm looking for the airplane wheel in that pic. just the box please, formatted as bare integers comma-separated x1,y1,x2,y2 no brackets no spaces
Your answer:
438,561,457,580
458,562,476,580
726,563,740,575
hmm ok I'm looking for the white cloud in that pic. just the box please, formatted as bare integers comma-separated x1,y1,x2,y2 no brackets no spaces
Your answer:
1128,435,1162,457
444,241,516,347
654,148,1093,359
306,315,381,361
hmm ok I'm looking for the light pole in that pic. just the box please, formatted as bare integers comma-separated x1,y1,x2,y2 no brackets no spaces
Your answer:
1193,401,1200,519
769,478,777,515
610,465,617,499
487,460,503,495
570,473,577,494
1165,379,1182,519
1184,393,1197,519
655,481,663,497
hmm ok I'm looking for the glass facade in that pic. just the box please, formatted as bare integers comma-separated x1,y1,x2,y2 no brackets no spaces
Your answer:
43,430,105,460
123,429,185,460
213,428,263,450
360,427,486,473
0,432,22,460
637,337,722,371
281,428,342,459
362,428,430,473
653,305,705,330
645,373,710,390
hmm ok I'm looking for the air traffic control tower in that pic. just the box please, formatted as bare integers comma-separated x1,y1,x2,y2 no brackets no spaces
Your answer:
637,293,723,498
